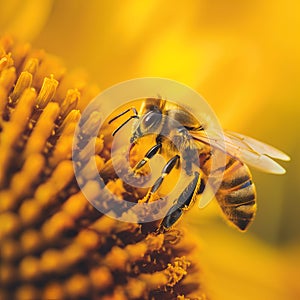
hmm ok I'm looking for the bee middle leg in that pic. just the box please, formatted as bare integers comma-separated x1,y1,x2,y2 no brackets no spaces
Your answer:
133,143,162,173
141,154,180,203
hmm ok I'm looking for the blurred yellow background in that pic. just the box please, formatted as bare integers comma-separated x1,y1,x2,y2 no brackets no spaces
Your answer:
1,0,299,299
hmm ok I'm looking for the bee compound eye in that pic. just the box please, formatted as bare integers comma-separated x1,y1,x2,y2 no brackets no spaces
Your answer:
143,111,162,128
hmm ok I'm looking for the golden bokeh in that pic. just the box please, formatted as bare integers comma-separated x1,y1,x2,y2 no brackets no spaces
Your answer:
1,0,299,299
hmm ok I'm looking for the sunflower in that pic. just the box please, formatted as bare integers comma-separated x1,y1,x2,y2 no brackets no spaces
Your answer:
1,1,300,299
0,36,210,300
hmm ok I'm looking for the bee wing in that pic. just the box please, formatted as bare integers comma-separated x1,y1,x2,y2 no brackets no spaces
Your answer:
225,131,291,161
190,129,290,174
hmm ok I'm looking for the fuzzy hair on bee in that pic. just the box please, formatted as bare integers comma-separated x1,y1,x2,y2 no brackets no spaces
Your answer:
108,97,290,232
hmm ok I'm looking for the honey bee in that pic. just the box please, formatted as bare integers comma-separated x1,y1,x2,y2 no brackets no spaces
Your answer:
109,98,290,232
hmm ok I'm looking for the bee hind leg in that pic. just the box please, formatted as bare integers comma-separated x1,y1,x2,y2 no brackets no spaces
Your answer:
158,208,183,233
158,171,201,232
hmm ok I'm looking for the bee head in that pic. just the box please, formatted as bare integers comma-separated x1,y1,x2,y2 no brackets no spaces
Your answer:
130,106,163,144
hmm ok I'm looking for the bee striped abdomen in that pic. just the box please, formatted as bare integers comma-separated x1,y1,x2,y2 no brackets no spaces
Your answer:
215,156,257,231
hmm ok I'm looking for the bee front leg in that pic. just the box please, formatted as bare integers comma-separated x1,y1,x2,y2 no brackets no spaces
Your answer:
140,155,180,203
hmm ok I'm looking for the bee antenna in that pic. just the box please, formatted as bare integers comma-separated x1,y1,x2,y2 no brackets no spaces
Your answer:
108,107,138,124
112,115,139,136
109,106,139,136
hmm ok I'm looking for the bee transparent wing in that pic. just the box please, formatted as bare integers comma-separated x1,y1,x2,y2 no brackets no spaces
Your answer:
191,129,290,174
222,131,290,174
225,131,291,161
226,143,287,174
